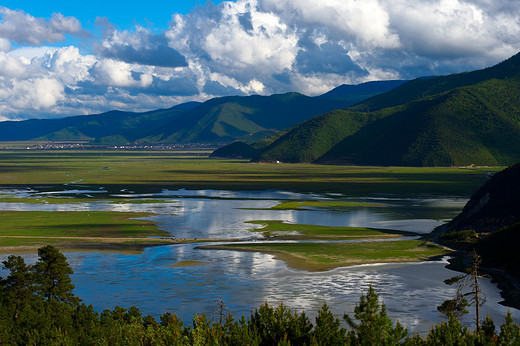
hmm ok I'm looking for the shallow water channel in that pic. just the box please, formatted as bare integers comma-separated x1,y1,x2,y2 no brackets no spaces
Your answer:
0,187,518,335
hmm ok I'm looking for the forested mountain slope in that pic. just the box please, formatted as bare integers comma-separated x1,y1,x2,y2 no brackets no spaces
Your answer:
0,103,200,143
349,52,520,112
143,92,349,143
256,52,520,166
439,163,520,284
0,80,403,145
253,109,387,163
316,78,520,166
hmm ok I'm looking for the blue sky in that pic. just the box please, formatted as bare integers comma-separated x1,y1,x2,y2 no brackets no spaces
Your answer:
2,1,225,31
0,0,519,120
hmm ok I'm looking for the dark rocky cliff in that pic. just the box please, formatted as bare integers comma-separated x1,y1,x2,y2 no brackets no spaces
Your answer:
444,163,520,233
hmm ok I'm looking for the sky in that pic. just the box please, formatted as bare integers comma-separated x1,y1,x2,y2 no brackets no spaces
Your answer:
0,0,519,120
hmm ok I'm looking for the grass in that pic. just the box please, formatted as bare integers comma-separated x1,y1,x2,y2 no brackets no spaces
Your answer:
0,196,178,205
0,150,496,262
198,240,452,271
0,210,207,253
0,210,166,252
268,200,386,210
246,220,410,240
0,210,242,253
0,211,164,238
0,236,183,254
0,150,501,196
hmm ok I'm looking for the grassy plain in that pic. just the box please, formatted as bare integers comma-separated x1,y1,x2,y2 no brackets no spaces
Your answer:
0,150,500,196
246,220,409,240
0,149,498,266
267,200,385,210
199,240,452,271
0,210,213,253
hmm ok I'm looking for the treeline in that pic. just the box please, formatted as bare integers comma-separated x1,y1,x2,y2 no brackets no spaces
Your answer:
1,246,519,345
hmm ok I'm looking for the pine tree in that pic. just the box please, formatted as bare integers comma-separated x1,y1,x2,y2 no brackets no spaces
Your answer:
438,250,487,330
344,284,408,345
313,302,347,345
34,245,79,306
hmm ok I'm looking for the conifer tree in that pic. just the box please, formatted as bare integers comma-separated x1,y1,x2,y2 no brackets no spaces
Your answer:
344,284,407,345
34,245,79,306
438,250,486,330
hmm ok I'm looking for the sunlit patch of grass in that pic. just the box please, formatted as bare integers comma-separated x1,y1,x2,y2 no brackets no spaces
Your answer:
268,200,386,210
0,150,501,196
246,220,410,240
199,240,452,271
0,211,166,238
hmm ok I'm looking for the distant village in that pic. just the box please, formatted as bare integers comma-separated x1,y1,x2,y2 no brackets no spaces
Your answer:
11,142,221,151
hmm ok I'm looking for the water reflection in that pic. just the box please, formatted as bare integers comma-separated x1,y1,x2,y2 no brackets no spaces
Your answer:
0,187,517,335
61,246,519,335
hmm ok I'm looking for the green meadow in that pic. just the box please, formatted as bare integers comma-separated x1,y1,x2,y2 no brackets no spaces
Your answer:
0,149,499,267
0,150,500,196
246,220,409,240
199,240,452,271
211,220,447,271
0,210,202,252
0,211,162,237
266,200,386,210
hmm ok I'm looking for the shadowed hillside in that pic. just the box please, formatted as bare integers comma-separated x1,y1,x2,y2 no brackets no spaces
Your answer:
0,103,201,144
142,92,349,143
256,52,520,167
253,109,386,163
0,80,403,145
317,78,520,166
438,164,520,292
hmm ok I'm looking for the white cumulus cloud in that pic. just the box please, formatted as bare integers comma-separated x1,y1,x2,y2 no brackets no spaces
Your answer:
262,0,401,49
0,7,87,46
386,0,520,61
8,78,64,110
0,0,519,119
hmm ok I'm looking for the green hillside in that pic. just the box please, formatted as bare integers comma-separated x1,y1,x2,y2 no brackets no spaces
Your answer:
0,104,198,144
145,92,349,143
256,52,520,167
0,81,404,145
317,78,520,166
253,109,386,163
350,52,520,112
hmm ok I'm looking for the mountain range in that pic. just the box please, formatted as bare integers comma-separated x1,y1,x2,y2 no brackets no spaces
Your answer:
0,81,404,145
254,52,520,166
3,51,520,167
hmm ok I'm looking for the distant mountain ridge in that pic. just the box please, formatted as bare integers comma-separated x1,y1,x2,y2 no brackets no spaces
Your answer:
0,81,403,145
317,80,407,103
0,102,201,144
255,52,520,166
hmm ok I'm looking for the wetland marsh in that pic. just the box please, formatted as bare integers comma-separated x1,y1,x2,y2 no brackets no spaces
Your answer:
0,150,517,334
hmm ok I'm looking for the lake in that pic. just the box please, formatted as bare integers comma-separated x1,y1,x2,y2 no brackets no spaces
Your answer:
0,187,518,334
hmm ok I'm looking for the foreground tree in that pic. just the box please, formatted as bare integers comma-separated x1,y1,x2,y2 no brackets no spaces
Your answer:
312,302,347,345
438,250,487,330
250,301,313,345
34,245,79,306
344,284,408,345
1,255,36,321
3,246,520,344
498,310,520,345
